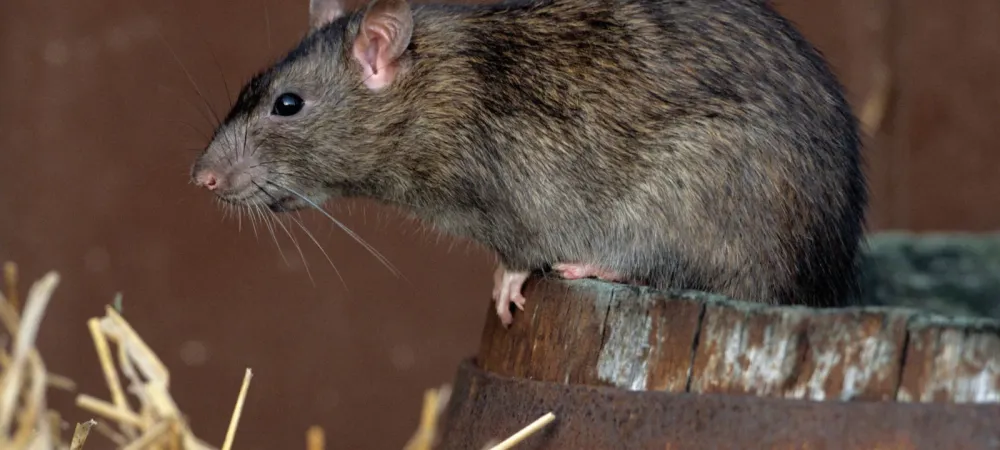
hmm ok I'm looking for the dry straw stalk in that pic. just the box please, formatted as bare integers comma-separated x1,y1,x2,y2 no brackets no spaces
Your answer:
0,264,554,449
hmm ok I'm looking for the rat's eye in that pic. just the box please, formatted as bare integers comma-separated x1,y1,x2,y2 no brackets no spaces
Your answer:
272,93,304,116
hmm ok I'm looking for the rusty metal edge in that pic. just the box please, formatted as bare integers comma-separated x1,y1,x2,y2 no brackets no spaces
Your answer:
436,358,1000,450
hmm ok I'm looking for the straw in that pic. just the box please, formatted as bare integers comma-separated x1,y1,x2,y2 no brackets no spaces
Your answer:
0,263,559,450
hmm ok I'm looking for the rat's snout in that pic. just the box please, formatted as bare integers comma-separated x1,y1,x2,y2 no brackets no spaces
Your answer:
190,156,256,197
192,167,220,190
190,158,226,191
190,148,272,204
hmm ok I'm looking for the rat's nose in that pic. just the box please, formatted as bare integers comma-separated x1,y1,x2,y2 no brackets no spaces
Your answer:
193,168,221,191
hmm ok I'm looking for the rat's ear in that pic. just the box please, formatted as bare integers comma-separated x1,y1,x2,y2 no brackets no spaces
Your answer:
309,0,348,30
352,0,413,91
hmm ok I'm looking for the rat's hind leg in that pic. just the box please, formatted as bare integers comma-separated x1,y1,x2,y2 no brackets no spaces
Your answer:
492,265,530,327
552,263,627,282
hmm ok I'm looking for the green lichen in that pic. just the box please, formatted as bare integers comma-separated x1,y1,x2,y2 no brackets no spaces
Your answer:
859,231,1000,321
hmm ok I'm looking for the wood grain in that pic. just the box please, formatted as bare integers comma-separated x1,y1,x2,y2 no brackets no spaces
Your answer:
478,275,1000,404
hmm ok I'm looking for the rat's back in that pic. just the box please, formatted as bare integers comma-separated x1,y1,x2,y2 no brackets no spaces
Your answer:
422,0,867,307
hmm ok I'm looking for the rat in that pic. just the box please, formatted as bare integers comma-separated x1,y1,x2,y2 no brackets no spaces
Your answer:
190,0,868,327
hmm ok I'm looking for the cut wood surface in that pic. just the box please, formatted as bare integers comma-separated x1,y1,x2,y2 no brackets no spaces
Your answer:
478,275,1000,404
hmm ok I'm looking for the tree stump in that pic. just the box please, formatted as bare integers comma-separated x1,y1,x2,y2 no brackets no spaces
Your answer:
436,275,1000,449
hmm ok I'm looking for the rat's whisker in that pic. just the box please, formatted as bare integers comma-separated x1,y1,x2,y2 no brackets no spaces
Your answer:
245,204,260,240
202,108,238,168
227,125,245,167
268,171,327,185
289,213,347,290
267,181,403,279
248,123,266,160
253,204,274,247
167,119,211,141
157,84,216,136
246,159,303,170
206,41,233,109
153,29,221,128
257,202,291,267
253,181,315,284
243,111,253,159
246,160,333,185
213,120,241,169
264,0,273,51
270,208,316,286
219,200,231,222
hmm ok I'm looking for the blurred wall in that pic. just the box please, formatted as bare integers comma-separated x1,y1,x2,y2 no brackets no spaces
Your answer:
1,0,999,448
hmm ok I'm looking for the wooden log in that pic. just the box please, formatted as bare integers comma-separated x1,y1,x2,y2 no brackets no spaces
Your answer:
478,275,1000,403
435,233,1000,448
430,275,1000,449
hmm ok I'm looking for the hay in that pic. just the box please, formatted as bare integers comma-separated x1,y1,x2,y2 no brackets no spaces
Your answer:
403,385,452,450
0,266,230,449
483,413,556,450
74,305,225,449
0,264,554,449
401,384,556,450
0,269,61,449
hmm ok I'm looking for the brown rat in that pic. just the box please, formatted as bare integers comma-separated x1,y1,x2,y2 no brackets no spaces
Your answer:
191,0,868,326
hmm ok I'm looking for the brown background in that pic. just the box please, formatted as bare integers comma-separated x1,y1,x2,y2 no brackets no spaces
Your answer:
1,0,999,448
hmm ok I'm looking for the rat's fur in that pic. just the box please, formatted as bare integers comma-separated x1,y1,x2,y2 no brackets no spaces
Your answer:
193,0,868,308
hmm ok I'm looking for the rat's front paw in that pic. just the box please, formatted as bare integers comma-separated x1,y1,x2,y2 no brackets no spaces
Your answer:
552,263,626,282
492,266,530,327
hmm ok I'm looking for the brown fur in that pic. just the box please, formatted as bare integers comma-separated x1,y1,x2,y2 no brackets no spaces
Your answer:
192,0,868,307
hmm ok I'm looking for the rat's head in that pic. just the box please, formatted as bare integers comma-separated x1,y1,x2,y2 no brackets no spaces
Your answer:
190,0,414,212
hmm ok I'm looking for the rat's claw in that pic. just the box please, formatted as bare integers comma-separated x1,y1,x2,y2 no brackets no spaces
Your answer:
492,266,530,327
553,263,626,282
